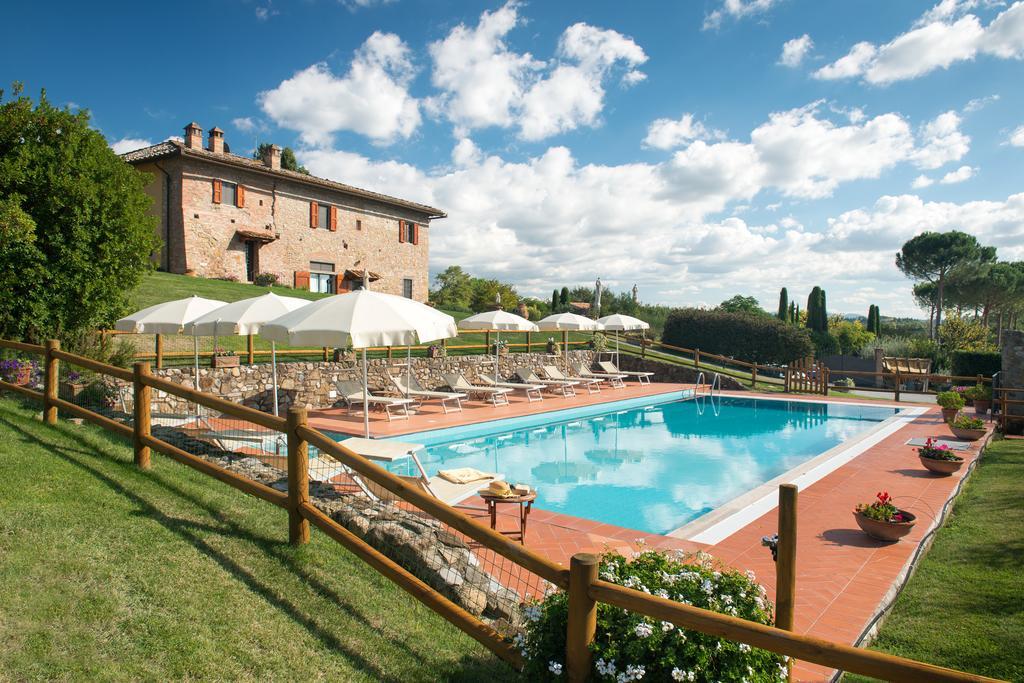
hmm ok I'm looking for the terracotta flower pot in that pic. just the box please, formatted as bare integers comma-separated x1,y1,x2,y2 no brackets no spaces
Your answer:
10,366,32,386
853,510,917,542
211,355,239,368
940,407,959,423
973,400,991,415
919,454,965,476
950,426,985,441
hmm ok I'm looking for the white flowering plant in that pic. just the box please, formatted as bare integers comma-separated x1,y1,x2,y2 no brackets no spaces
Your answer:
519,550,787,681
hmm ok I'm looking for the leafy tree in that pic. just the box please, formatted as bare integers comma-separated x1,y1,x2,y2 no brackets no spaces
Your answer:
866,305,881,335
788,301,796,323
717,295,766,316
559,287,569,308
777,288,788,321
938,316,992,353
830,320,875,355
896,231,988,339
429,265,474,311
253,142,309,174
805,287,827,332
470,278,518,313
0,84,159,342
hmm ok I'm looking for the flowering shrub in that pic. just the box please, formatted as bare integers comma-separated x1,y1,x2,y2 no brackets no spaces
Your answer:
963,384,991,402
0,358,33,383
855,491,906,523
952,415,984,430
918,438,962,462
518,549,787,681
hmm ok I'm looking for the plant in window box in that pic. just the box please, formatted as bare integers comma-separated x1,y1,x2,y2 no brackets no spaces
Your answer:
853,491,916,542
490,338,509,356
210,347,240,368
950,414,986,441
936,390,965,423
917,437,965,476
427,344,447,359
545,337,561,356
964,384,992,415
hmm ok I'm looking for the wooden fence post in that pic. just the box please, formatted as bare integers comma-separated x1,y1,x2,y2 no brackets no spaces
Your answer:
43,339,60,425
777,484,798,679
287,407,310,545
566,553,599,682
155,334,164,369
133,361,152,470
694,348,701,370
526,331,531,353
751,365,758,390
322,346,329,362
247,333,255,365
894,371,901,403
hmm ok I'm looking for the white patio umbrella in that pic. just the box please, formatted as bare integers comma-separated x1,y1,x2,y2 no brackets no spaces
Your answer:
458,310,538,383
536,312,603,369
185,292,312,416
596,313,650,365
115,295,228,391
261,289,458,437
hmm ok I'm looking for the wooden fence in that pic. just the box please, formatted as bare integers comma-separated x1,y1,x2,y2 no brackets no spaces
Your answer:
786,358,830,396
0,336,1004,682
996,387,1024,433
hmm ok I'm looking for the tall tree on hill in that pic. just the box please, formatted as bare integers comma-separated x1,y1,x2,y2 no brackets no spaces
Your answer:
896,231,990,339
805,287,820,332
559,287,569,309
788,301,796,323
818,289,828,331
551,289,559,312
777,287,789,321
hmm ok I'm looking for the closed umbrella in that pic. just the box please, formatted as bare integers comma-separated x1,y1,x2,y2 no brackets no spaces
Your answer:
535,313,603,370
115,295,228,391
261,289,457,437
458,310,538,383
596,313,650,366
185,292,312,416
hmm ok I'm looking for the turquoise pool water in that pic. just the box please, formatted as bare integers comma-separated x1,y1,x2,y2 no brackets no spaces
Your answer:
377,395,900,534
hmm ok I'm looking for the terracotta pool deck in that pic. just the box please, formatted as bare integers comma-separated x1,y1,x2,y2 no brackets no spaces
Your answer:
315,386,992,680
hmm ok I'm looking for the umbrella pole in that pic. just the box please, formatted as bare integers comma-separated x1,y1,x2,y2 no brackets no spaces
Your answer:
362,348,369,439
616,331,620,367
193,336,200,390
272,342,279,417
406,346,411,399
494,330,500,382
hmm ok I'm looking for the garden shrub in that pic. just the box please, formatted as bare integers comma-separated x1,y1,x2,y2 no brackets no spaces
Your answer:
949,350,1001,378
253,272,280,287
662,308,813,365
519,549,786,682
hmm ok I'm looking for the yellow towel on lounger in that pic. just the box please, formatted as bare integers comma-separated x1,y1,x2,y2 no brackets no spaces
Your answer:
437,467,493,485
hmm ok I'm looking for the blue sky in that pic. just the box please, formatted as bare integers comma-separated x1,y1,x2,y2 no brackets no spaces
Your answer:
4,0,1024,316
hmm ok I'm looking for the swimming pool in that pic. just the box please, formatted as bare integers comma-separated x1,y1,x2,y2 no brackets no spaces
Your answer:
374,395,901,535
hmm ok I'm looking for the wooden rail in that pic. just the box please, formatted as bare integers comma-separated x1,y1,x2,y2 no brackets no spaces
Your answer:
0,335,1008,682
996,387,1024,432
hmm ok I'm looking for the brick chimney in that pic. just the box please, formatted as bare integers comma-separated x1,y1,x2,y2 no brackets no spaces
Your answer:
262,144,282,170
184,122,203,149
208,126,224,154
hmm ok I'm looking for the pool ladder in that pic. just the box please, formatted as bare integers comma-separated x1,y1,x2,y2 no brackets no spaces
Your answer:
694,372,721,416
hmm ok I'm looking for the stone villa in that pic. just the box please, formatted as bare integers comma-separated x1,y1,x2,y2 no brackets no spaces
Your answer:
121,122,445,301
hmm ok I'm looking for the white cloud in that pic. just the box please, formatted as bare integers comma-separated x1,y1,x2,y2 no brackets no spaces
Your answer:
427,4,646,140
643,113,725,149
964,93,1000,111
814,1,1024,84
254,2,278,21
259,31,420,146
109,137,153,154
779,34,813,67
342,0,396,10
939,164,977,183
703,0,783,30
912,174,935,188
231,117,268,134
910,111,970,169
1009,124,1024,146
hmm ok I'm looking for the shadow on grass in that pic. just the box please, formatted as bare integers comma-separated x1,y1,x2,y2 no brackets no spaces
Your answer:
0,406,513,683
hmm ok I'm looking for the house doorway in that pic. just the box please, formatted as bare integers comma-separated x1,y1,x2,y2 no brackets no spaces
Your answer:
244,241,259,282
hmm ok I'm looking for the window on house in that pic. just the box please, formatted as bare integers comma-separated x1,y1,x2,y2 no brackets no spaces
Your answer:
310,261,335,294
221,182,237,206
318,203,330,229
405,221,416,242
356,219,362,231
402,278,413,299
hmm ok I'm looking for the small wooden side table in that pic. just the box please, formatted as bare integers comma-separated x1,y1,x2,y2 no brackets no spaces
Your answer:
479,491,537,544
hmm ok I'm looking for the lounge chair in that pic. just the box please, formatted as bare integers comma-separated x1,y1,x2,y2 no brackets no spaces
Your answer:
336,380,416,421
443,373,512,406
389,373,466,414
597,360,654,385
542,365,601,394
515,368,578,397
477,373,545,403
351,468,502,507
573,362,626,389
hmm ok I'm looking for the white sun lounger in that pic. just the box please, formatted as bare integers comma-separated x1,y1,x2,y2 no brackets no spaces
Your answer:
389,374,466,414
516,368,578,397
477,374,545,402
542,365,601,394
337,380,416,421
573,362,626,389
443,373,512,406
598,360,654,385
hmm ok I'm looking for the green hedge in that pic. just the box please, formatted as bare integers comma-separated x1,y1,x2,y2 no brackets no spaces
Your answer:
950,350,1001,378
662,308,814,365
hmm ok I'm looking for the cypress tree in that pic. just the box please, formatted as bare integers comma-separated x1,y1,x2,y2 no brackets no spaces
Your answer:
559,287,569,308
789,301,796,323
806,287,820,331
777,287,789,321
551,289,559,312
818,289,828,331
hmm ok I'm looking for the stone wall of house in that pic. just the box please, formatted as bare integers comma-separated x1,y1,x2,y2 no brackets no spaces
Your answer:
119,350,596,414
1002,330,1024,421
613,354,746,391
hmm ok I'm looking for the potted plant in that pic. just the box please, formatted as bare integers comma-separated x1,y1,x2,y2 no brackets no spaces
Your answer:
950,414,986,441
333,346,356,362
953,384,973,406
917,437,965,476
427,344,447,359
964,384,992,415
854,491,917,542
59,370,88,400
545,337,561,356
490,339,509,356
0,358,33,386
936,390,965,423
210,347,239,368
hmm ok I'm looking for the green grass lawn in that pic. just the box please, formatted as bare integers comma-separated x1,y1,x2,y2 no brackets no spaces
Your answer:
0,395,516,682
123,272,592,365
846,437,1024,682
